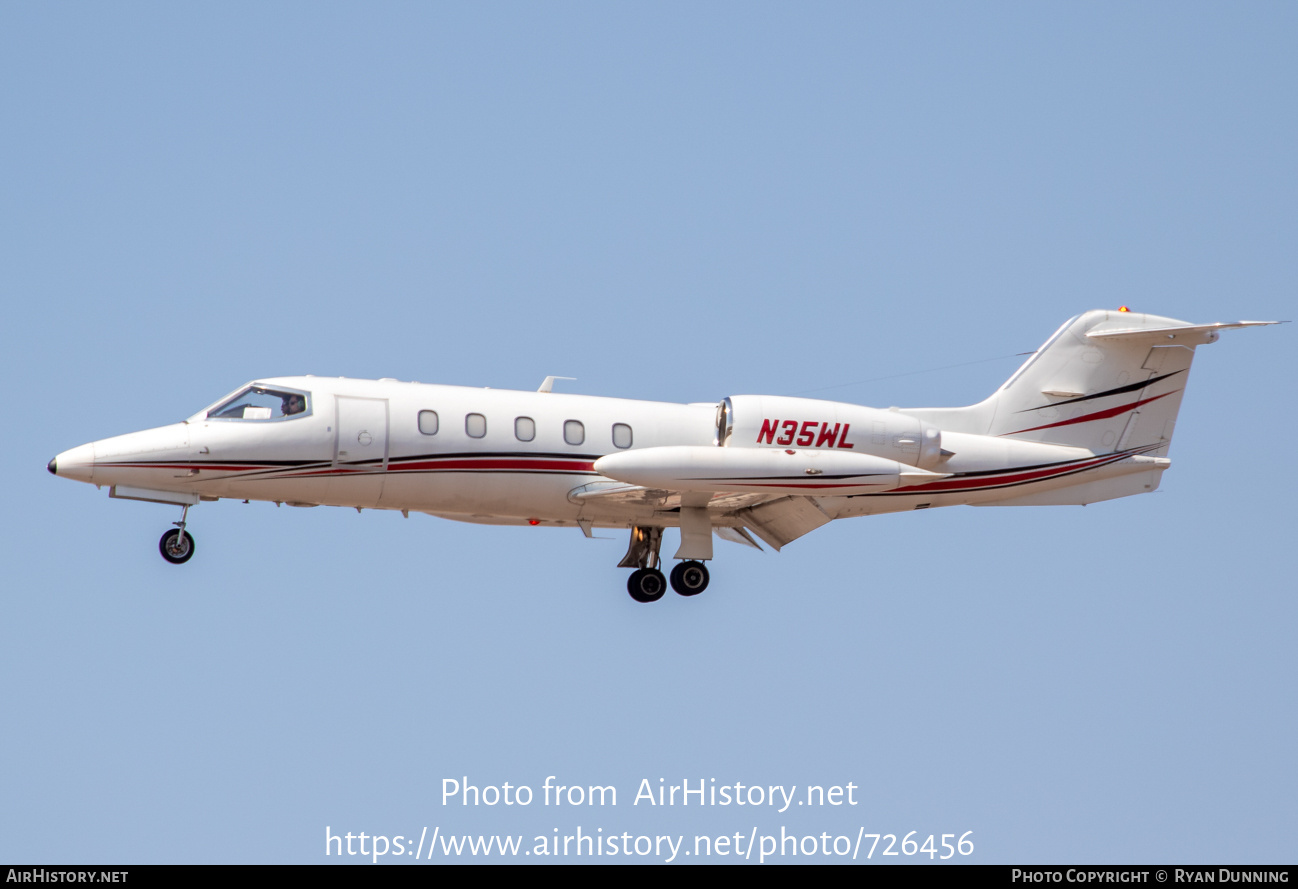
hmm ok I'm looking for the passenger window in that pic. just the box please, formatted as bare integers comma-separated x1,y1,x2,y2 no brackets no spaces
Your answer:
612,423,633,449
515,417,535,442
466,413,487,438
564,420,585,446
418,410,439,435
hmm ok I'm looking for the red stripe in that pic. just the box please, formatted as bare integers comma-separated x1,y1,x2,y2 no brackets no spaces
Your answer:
1005,392,1175,436
897,453,1123,494
709,481,891,489
282,458,599,478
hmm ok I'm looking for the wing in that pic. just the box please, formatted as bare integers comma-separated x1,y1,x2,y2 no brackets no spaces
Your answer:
568,481,834,552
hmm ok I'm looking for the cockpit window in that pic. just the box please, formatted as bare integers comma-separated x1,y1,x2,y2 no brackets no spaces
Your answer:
207,386,311,421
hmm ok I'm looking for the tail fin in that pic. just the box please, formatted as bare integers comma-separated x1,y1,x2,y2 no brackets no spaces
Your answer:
907,310,1277,455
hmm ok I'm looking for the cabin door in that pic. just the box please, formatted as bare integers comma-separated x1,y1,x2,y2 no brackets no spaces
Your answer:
331,396,389,507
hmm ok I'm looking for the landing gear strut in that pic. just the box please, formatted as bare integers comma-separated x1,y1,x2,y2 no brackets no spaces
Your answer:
159,504,195,564
619,525,666,603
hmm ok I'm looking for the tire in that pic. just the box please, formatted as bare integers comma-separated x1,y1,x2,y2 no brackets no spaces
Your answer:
627,568,667,603
159,529,195,564
670,560,709,596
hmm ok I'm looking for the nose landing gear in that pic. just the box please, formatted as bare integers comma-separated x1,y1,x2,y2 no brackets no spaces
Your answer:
159,528,195,564
159,504,195,564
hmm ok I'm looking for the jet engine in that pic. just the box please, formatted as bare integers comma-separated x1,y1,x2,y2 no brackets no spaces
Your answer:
717,395,945,469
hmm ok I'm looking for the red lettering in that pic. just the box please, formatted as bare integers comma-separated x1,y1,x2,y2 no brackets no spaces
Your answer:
777,420,797,446
757,418,780,445
797,421,817,447
837,423,855,448
816,423,840,448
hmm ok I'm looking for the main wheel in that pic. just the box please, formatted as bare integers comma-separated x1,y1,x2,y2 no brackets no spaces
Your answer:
627,568,667,603
670,560,710,596
159,529,195,564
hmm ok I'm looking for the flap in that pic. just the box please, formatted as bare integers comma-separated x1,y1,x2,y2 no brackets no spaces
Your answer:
737,497,832,551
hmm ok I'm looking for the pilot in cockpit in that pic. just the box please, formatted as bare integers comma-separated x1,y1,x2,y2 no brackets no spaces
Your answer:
281,393,306,416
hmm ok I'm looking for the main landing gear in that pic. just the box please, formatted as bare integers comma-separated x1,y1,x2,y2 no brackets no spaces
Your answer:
627,567,667,603
670,560,709,596
159,504,195,564
619,525,711,603
627,559,710,602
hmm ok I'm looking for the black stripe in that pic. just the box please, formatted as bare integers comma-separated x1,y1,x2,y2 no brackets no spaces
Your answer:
1019,370,1185,412
388,450,606,463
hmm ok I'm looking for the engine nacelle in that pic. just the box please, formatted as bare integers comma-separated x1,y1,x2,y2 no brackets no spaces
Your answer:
718,395,944,469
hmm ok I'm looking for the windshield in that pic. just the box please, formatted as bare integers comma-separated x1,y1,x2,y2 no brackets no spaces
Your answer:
206,385,311,421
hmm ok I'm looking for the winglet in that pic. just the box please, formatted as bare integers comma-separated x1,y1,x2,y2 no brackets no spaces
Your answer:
538,376,576,393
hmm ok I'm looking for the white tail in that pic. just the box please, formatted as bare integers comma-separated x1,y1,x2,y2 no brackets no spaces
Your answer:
907,310,1276,455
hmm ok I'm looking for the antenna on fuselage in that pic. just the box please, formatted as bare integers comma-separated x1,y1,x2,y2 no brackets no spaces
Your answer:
537,376,576,393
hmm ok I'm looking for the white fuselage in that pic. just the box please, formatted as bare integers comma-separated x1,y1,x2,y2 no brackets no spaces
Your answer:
51,374,1168,532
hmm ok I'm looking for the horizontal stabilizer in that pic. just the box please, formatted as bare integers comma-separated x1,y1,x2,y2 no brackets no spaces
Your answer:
1087,319,1280,345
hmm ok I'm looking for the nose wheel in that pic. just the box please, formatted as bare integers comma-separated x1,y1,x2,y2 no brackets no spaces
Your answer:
158,504,195,564
159,528,195,564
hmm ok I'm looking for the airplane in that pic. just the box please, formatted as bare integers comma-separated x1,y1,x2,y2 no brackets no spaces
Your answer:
48,308,1278,602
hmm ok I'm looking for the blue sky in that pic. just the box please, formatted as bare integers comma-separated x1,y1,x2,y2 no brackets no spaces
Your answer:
2,2,1294,864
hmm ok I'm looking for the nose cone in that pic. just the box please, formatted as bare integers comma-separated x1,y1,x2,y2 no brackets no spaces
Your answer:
50,442,96,483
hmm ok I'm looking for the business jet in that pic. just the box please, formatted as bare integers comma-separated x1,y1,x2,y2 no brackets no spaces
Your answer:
48,309,1276,602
